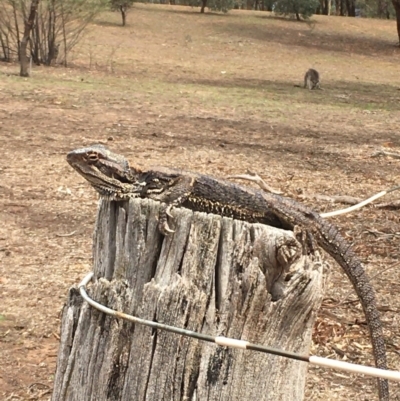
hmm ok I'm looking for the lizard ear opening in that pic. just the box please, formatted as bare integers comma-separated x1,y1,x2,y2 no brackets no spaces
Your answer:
122,159,130,170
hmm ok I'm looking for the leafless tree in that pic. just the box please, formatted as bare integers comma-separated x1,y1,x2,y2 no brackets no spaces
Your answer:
20,0,40,76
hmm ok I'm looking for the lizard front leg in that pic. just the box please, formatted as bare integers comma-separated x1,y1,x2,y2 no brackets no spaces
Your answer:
143,175,195,234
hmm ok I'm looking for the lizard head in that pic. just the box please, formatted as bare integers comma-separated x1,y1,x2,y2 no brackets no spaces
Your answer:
67,145,141,200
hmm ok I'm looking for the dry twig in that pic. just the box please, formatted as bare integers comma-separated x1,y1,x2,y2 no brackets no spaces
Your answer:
227,173,283,194
229,173,400,217
371,149,400,159
55,231,76,237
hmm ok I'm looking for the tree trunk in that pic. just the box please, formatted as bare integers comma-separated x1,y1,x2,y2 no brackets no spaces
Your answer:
32,16,40,65
393,0,400,44
52,199,327,401
345,0,355,15
377,0,385,17
334,0,339,14
321,0,331,14
0,32,10,61
201,0,207,13
340,0,345,15
326,0,331,15
120,5,126,26
19,0,40,77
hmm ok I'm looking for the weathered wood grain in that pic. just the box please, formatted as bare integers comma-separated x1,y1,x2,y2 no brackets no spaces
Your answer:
52,198,327,401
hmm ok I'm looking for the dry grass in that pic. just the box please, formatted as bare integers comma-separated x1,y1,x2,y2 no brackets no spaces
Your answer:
0,4,400,400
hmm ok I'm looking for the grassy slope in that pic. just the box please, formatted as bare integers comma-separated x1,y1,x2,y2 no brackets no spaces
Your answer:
0,5,400,400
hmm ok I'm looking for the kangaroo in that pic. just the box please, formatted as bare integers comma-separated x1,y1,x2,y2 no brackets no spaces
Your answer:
304,68,320,90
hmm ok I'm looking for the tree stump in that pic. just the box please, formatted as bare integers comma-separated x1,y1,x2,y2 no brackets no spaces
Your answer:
52,198,327,401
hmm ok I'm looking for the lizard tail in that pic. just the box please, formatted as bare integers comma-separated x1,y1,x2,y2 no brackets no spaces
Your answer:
319,222,389,401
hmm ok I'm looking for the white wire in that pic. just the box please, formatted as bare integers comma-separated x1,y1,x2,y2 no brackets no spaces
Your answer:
78,272,400,382
321,191,388,218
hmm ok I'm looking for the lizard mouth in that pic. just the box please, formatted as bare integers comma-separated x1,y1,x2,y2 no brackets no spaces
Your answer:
96,163,132,183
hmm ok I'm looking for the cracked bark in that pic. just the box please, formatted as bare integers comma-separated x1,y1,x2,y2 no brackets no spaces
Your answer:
52,198,327,401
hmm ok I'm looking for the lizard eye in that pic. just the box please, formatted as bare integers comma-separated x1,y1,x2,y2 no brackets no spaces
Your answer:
87,153,99,162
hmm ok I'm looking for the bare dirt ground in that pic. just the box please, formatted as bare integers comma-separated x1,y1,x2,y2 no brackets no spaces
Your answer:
1,5,400,400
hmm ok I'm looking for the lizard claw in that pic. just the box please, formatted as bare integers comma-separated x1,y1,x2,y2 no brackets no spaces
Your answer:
166,206,174,218
293,226,316,256
159,205,175,234
164,226,175,234
159,220,175,235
